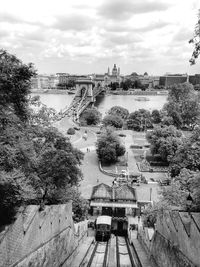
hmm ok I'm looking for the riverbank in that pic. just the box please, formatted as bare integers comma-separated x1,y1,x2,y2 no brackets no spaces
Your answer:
31,89,69,94
108,90,168,96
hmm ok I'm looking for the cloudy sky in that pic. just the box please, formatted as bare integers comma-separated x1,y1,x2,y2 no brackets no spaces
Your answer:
1,0,200,75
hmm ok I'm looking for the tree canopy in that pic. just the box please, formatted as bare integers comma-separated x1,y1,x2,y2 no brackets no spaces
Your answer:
102,114,123,129
127,109,152,131
146,125,182,162
96,128,125,164
81,107,101,125
163,83,200,129
189,10,200,65
0,50,84,225
107,106,129,120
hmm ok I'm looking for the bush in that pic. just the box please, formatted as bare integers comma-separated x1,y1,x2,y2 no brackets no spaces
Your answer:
118,133,126,137
103,114,123,128
96,128,125,164
81,108,101,125
67,128,75,135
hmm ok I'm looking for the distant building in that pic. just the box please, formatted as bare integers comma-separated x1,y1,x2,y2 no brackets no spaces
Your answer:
159,74,188,87
31,74,59,89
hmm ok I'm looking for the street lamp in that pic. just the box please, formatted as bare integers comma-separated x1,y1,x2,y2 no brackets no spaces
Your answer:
186,193,193,215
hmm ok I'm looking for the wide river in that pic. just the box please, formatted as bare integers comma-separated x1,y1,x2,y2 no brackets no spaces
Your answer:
31,92,167,114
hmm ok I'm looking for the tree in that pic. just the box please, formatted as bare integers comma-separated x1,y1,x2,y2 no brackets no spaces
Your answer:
96,128,125,164
151,109,161,124
107,106,129,120
0,49,36,121
0,50,84,225
163,83,200,129
127,109,152,131
146,125,183,162
170,127,200,176
189,10,200,65
81,108,101,125
103,114,123,129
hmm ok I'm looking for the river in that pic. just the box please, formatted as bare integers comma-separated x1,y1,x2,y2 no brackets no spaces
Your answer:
31,92,167,114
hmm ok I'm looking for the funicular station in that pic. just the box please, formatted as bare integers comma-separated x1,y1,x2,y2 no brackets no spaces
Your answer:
89,182,139,236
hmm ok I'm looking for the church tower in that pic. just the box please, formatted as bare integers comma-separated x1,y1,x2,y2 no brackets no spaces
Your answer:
107,67,110,75
118,67,120,76
112,64,118,76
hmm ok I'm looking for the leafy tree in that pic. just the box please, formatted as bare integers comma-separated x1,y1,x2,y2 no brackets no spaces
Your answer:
107,106,129,120
127,109,152,131
0,50,84,225
96,128,125,164
146,125,182,162
151,109,161,124
0,49,36,121
81,108,101,125
170,127,200,176
189,10,200,65
194,84,200,91
163,83,200,129
103,114,123,128
29,95,57,127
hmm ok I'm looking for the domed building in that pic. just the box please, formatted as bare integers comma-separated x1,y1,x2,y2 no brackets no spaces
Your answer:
104,64,122,86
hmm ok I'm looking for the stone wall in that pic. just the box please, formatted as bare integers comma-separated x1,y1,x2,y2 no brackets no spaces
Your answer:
138,211,200,267
0,203,88,267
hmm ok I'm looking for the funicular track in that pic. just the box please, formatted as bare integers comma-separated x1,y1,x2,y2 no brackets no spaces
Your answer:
80,241,109,267
116,236,136,267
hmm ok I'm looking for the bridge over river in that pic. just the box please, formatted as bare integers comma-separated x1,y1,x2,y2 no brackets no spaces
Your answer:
59,79,105,122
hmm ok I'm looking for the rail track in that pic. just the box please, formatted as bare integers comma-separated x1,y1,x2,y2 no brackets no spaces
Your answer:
79,241,109,267
116,236,136,267
80,236,138,267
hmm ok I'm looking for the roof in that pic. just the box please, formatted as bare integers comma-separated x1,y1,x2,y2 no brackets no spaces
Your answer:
115,185,137,201
91,183,112,199
90,201,138,209
96,215,112,225
90,183,137,201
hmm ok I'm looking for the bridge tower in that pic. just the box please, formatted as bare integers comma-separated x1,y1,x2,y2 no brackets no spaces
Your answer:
75,79,94,102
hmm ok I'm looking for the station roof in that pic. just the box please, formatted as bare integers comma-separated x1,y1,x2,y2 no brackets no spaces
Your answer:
90,183,137,202
90,201,138,209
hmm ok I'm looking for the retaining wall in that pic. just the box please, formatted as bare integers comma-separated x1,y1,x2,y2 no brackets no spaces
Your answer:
0,203,88,267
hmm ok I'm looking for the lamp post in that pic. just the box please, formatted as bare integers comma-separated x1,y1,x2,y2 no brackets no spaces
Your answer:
186,193,193,215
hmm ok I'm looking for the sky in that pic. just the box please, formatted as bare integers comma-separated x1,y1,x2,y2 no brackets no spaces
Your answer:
0,0,200,75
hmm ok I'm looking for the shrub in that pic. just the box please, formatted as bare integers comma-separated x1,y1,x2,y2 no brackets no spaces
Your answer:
67,128,75,135
103,114,123,128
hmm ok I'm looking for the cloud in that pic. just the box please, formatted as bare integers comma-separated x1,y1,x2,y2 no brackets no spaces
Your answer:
0,13,22,24
173,28,193,42
53,14,94,31
98,0,170,20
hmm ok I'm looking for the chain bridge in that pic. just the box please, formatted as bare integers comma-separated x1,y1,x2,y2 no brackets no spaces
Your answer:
59,79,105,122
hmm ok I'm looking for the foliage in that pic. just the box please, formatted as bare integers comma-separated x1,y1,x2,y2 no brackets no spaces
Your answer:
170,127,200,176
0,49,36,121
142,202,169,227
109,82,119,90
81,108,101,125
0,169,36,225
107,106,129,120
120,79,133,90
96,128,125,164
189,10,200,65
102,114,123,128
127,109,153,131
29,95,57,127
0,50,84,226
151,109,161,124
194,84,200,91
67,127,75,135
163,83,200,129
146,125,182,162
